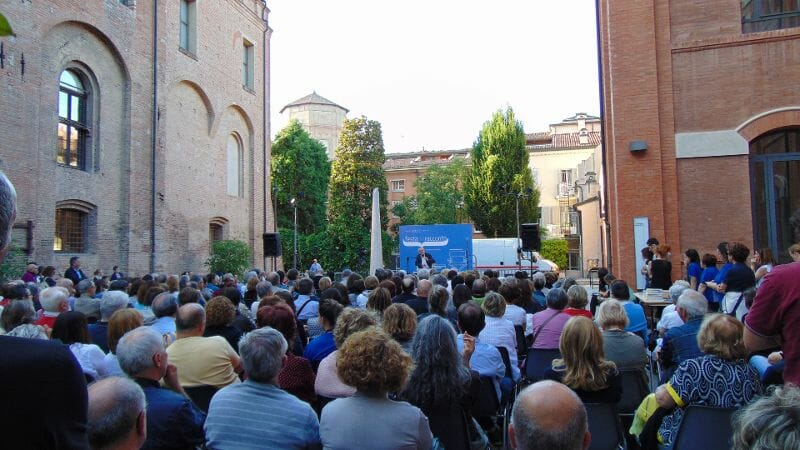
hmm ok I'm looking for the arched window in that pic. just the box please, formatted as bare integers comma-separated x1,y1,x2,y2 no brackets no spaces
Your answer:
54,200,95,253
209,217,228,253
750,128,800,262
57,69,90,170
226,134,242,197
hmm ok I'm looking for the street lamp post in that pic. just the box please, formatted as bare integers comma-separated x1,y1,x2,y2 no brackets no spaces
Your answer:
290,197,298,270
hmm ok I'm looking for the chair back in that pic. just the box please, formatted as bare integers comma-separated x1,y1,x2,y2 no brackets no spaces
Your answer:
617,368,649,415
184,385,218,413
496,346,513,379
524,348,561,383
515,325,528,359
425,403,471,450
671,405,735,450
584,403,626,450
471,376,500,419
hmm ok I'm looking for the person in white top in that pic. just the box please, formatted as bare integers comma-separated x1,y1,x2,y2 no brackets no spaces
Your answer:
656,281,691,336
751,247,776,288
479,292,521,381
51,310,110,380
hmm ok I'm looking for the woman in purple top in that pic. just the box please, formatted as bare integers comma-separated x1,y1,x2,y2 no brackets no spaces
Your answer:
528,288,571,349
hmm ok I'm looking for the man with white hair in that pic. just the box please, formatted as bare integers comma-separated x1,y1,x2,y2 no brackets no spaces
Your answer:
75,278,102,321
117,326,206,449
35,286,70,329
509,380,590,450
88,290,130,352
0,170,91,449
87,376,147,450
659,289,708,381
204,327,321,449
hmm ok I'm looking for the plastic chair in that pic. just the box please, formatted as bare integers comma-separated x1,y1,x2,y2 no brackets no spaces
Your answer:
617,368,650,416
184,385,218,413
496,346,514,379
584,403,627,450
523,348,561,383
472,376,501,419
670,405,735,450
424,403,471,450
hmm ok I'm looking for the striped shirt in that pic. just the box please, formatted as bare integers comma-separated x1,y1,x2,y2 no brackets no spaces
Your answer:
205,380,321,449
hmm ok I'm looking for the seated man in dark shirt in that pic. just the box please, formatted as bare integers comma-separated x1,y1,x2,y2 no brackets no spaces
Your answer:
117,326,206,450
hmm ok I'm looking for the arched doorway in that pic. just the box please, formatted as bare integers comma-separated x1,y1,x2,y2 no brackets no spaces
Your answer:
751,128,800,262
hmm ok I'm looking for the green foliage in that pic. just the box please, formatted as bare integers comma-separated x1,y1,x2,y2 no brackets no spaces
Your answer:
0,244,26,283
464,107,540,237
393,160,468,225
205,240,252,277
540,239,568,270
272,120,331,234
0,13,14,37
327,116,388,271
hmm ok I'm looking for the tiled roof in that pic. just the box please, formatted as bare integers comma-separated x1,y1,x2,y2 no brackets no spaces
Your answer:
383,149,471,170
280,91,349,114
527,131,601,150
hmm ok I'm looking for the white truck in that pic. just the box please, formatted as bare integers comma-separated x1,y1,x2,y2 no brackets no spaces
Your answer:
472,238,558,275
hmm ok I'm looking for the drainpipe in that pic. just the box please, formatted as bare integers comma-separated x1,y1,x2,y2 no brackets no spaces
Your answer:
594,0,612,274
262,1,271,267
150,0,159,274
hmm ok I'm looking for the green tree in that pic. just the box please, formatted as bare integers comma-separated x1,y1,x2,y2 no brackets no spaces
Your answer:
464,107,540,237
393,159,468,226
327,116,388,272
206,240,252,277
0,244,26,283
271,120,331,234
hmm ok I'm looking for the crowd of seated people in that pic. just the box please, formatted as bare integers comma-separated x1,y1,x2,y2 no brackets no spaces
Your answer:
1,236,799,450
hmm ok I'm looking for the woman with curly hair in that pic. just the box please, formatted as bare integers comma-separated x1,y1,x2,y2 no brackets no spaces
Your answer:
320,327,432,449
314,308,378,399
203,296,242,352
257,303,316,404
382,303,417,353
544,316,621,403
402,315,479,449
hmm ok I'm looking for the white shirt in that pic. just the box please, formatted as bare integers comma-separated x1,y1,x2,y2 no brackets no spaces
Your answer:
503,304,527,328
656,304,684,331
478,316,520,380
70,342,108,380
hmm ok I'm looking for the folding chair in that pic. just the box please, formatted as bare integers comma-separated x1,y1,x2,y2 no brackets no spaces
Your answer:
617,368,650,416
515,325,528,360
584,403,627,450
523,348,561,384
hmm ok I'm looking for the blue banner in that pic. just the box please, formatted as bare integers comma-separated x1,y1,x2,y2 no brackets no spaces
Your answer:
399,224,473,273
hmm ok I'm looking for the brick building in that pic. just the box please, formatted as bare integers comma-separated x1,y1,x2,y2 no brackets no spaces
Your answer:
598,1,800,287
0,0,272,276
280,92,348,159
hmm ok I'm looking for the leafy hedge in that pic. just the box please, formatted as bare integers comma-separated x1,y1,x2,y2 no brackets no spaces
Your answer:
206,239,252,277
539,239,568,270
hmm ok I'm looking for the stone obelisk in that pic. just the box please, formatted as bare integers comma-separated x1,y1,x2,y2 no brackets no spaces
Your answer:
369,187,383,275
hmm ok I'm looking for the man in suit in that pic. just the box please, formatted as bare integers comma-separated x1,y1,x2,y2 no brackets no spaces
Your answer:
65,255,88,284
415,246,435,270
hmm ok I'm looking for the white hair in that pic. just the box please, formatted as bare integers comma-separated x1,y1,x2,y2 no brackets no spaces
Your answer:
116,327,164,376
0,171,16,253
39,286,69,312
239,327,287,383
100,290,130,321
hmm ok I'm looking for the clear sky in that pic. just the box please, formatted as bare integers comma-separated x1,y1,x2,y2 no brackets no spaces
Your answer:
268,0,600,153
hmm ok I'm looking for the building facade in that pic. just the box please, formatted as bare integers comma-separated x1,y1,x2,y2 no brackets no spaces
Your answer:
0,0,272,276
527,113,604,276
280,92,348,159
598,0,800,285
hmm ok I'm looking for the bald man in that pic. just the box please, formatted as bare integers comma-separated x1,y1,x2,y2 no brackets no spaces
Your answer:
87,377,147,450
509,380,591,450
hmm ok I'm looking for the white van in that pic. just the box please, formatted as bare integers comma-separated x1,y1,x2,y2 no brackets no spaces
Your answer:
472,238,558,275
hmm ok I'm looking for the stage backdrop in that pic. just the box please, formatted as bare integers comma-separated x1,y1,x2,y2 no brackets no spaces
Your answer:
399,224,473,273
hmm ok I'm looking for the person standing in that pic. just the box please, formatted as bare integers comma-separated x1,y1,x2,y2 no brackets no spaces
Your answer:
415,247,435,270
309,258,322,274
64,256,88,285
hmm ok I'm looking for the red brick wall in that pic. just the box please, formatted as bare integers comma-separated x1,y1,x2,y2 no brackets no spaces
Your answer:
600,0,800,285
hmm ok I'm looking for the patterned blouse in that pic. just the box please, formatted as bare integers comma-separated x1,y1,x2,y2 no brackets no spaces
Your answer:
659,355,762,445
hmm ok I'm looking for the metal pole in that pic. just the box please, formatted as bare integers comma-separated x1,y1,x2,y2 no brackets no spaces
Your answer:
515,193,521,244
293,204,298,270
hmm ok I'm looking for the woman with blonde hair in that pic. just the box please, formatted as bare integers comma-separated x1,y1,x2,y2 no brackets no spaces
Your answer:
382,303,417,353
544,315,621,403
104,308,144,376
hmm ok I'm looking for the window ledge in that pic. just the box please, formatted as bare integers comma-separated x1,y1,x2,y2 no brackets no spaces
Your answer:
56,162,88,172
178,47,198,60
243,86,256,95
